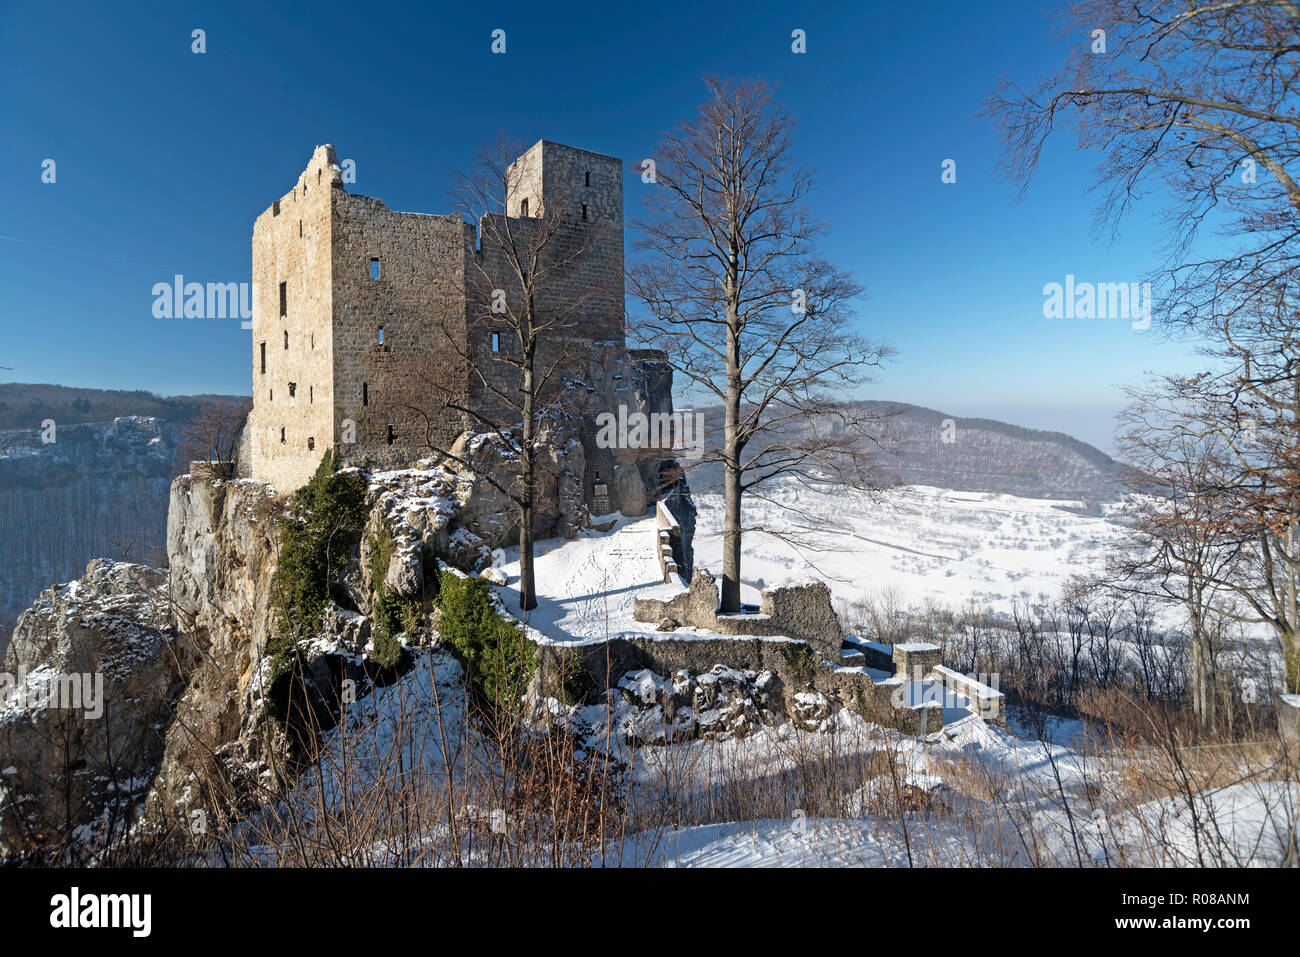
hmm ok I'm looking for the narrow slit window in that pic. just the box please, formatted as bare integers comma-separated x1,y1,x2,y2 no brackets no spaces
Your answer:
369,257,380,279
283,329,289,349
362,382,369,406
307,437,315,451
299,220,302,237
280,426,286,444
581,203,588,221
288,382,296,398
259,341,266,374
272,200,280,216
279,281,286,317
386,424,395,446
309,385,313,403
378,326,384,345
520,197,529,217
585,170,591,187
269,389,273,401
491,332,501,354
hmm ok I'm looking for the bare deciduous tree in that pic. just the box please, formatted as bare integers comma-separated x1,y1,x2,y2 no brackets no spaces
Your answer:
179,398,250,476
630,77,891,612
1116,296,1300,696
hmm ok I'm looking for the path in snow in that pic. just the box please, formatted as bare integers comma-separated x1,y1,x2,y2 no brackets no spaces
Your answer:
495,515,670,645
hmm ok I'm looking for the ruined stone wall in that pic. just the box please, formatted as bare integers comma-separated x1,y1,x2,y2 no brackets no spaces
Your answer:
329,193,471,471
248,145,338,492
535,635,945,735
250,140,644,499
633,569,842,660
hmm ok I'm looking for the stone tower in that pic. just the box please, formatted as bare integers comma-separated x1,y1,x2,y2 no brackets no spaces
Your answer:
247,141,672,513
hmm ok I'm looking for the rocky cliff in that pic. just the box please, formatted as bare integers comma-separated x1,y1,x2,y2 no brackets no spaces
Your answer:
0,415,697,860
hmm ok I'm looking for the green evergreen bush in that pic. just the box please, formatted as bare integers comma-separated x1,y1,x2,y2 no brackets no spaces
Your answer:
437,569,535,707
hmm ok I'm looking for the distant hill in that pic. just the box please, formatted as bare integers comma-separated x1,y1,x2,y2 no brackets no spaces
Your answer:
684,399,1127,507
0,382,244,431
860,400,1126,503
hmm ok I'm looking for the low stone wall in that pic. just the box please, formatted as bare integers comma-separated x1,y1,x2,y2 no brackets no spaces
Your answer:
562,567,1012,737
893,642,942,680
654,500,682,584
632,568,841,660
933,665,1006,725
841,636,894,670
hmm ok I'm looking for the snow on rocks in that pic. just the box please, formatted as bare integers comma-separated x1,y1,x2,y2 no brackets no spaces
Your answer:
604,664,782,745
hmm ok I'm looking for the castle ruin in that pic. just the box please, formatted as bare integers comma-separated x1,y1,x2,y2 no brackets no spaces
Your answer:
245,141,676,518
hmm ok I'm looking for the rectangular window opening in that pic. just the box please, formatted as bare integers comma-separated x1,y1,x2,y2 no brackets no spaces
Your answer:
362,382,369,406
307,437,315,451
288,382,296,398
520,197,529,217
279,281,287,317
369,257,380,279
585,170,591,187
491,332,501,354
378,326,384,345
283,329,289,349
272,200,280,216
386,424,395,446
581,203,588,221
309,385,313,403
259,341,266,374
280,426,286,444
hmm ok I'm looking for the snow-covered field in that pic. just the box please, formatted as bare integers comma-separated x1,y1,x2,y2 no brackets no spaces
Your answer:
690,481,1127,613
491,479,1129,646
494,514,676,644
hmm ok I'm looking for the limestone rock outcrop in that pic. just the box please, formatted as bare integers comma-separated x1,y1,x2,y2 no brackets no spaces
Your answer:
0,559,187,859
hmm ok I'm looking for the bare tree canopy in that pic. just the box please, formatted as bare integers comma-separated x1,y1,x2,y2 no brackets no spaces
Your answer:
985,0,1300,334
1116,295,1300,694
630,76,891,612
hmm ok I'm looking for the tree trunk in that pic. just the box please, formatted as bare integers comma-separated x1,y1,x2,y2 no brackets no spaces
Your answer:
721,454,742,613
1288,525,1299,693
720,274,743,613
518,308,538,613
519,505,535,612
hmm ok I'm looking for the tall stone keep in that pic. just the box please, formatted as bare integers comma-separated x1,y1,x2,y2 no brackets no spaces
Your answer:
247,141,669,513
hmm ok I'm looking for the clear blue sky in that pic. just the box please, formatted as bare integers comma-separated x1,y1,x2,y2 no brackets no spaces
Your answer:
0,0,1202,453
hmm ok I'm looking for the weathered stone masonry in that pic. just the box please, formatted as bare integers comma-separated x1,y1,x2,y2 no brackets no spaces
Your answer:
247,141,670,517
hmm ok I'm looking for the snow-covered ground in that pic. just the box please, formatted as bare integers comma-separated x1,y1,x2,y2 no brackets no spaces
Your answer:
268,661,1297,868
494,514,674,644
